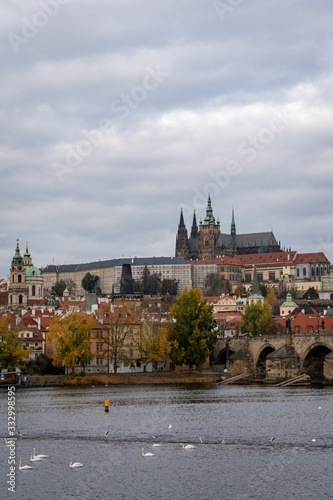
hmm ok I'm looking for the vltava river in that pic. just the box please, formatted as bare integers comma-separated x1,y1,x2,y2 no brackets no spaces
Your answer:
1,383,332,500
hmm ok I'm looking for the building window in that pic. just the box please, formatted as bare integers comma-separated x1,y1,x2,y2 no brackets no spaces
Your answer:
297,268,300,277
304,267,307,277
269,272,275,281
32,285,36,296
18,274,22,283
19,294,23,304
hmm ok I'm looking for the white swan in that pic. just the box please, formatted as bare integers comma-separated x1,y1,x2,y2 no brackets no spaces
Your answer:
33,448,48,459
168,424,172,430
30,452,43,462
142,448,154,457
104,431,109,437
70,458,83,468
199,436,203,443
179,443,195,449
18,458,33,470
152,443,161,447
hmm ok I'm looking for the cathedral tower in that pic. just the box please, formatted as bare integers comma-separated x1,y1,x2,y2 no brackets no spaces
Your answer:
175,208,189,258
198,193,220,260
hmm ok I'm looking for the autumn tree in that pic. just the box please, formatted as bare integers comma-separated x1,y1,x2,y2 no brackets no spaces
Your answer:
101,303,140,374
48,312,94,375
138,317,169,371
265,287,278,308
234,285,245,298
168,288,217,372
240,302,276,336
0,316,32,371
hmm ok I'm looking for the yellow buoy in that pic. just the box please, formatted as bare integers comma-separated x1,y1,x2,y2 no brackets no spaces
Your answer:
105,400,110,412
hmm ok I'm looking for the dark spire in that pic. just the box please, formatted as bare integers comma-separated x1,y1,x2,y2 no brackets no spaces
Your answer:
179,208,185,227
252,259,260,295
190,210,198,239
231,207,236,237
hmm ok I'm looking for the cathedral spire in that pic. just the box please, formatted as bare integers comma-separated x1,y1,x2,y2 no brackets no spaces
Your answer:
179,208,185,227
203,192,216,226
190,210,198,239
231,207,236,237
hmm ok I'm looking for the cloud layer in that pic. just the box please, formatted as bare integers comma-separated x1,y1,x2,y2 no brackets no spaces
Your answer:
1,0,333,276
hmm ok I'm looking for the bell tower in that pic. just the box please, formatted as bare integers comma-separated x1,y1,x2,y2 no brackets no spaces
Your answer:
8,240,28,309
198,193,220,260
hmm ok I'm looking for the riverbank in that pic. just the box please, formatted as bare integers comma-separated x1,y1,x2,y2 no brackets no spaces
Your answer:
1,370,219,387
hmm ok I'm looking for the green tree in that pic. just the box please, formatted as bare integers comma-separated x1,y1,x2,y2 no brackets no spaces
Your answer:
161,278,178,296
0,316,32,371
259,283,268,298
168,288,217,372
48,312,94,374
81,272,99,293
203,273,231,296
54,279,67,297
303,287,319,300
240,302,276,336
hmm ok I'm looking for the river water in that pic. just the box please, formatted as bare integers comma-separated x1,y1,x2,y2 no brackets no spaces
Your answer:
1,383,332,500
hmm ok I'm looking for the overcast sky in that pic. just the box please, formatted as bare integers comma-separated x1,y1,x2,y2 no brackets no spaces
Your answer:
1,0,333,278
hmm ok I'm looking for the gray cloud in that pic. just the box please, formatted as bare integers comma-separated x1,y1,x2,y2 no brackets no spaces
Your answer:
1,0,333,277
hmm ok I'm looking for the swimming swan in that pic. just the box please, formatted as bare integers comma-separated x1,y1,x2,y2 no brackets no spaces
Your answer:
142,448,154,457
179,443,195,449
30,452,43,462
70,458,83,468
33,448,48,459
19,458,33,470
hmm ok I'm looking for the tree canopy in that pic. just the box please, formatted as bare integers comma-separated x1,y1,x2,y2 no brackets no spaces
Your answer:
240,302,280,336
203,273,231,296
0,316,31,371
99,303,140,374
139,316,169,371
48,312,94,374
81,272,99,293
168,288,217,372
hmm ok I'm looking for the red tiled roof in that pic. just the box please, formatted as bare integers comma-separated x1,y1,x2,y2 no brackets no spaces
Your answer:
191,257,241,266
294,252,330,264
238,252,297,267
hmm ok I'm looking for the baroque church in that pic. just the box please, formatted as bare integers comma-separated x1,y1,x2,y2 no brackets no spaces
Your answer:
176,193,281,260
8,240,44,309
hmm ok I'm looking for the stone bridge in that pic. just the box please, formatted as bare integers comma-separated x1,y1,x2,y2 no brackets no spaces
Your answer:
214,332,333,383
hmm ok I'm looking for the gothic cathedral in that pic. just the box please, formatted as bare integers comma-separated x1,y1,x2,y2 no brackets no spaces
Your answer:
175,193,281,260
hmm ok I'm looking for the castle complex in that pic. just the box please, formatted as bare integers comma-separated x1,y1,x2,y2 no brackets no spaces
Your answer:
175,193,281,260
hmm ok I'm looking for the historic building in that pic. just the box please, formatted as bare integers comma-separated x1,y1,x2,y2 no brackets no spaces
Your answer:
176,193,281,260
8,241,44,309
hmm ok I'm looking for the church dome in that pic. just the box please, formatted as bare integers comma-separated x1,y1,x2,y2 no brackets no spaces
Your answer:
25,265,43,278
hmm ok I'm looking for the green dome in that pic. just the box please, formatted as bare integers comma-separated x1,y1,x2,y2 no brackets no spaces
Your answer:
25,265,43,278
236,296,244,304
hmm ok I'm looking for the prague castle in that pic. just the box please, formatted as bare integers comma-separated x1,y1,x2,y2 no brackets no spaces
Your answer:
176,193,281,260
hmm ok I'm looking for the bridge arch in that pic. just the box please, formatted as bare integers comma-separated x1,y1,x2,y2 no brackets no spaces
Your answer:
255,345,276,378
215,347,236,366
301,343,332,380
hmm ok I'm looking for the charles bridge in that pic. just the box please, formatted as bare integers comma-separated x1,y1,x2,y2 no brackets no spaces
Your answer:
214,332,333,383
